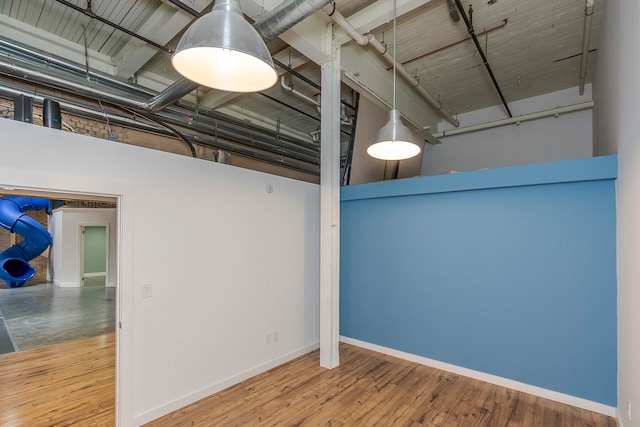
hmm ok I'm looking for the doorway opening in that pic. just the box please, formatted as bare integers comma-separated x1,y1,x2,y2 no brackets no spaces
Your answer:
0,191,119,425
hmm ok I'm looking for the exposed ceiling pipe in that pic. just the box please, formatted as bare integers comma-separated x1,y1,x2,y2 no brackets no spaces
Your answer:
321,4,460,127
146,79,202,112
281,76,320,107
54,0,172,54
446,0,461,22
0,38,155,98
400,19,507,67
433,101,593,137
0,81,319,173
152,0,333,110
579,0,595,96
453,0,512,117
0,40,318,149
272,57,356,110
165,0,203,18
0,57,148,110
0,56,320,167
253,0,333,41
0,83,160,132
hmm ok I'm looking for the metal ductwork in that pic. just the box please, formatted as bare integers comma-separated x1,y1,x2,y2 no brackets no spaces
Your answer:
151,0,333,110
146,79,202,112
0,43,321,174
253,0,333,41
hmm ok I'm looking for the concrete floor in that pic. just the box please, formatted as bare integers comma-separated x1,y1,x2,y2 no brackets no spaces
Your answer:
0,276,115,352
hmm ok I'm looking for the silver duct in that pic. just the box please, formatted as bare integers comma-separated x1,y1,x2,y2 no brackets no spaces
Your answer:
0,55,320,172
253,0,333,41
0,57,148,110
0,38,155,98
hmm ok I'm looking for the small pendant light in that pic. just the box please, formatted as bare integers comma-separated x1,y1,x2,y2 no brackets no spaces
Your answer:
172,0,278,93
367,0,422,161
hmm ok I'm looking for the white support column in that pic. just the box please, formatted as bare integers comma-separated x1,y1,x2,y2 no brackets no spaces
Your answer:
319,24,341,369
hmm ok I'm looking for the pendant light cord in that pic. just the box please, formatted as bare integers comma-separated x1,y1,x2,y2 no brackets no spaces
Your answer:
392,0,397,111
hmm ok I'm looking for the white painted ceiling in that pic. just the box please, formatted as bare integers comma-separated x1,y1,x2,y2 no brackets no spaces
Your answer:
0,0,602,170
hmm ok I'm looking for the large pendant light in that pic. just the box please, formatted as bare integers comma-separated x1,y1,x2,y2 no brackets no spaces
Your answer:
171,0,278,92
367,0,422,161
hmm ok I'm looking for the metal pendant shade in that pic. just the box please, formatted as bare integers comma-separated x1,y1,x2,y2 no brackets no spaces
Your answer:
367,110,422,160
171,0,278,92
367,0,422,161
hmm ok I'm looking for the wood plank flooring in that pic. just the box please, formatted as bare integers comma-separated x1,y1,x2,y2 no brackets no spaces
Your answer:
0,337,617,426
0,333,115,426
146,343,617,427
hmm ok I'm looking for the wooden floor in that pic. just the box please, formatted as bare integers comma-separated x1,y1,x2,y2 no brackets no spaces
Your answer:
147,343,617,427
0,336,616,426
0,333,115,426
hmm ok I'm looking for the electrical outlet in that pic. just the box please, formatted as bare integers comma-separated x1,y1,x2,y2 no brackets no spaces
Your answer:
274,332,279,343
628,400,632,421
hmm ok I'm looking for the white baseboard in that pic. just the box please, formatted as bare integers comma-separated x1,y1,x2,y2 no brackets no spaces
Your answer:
340,336,617,418
53,280,80,287
83,272,106,278
133,342,320,426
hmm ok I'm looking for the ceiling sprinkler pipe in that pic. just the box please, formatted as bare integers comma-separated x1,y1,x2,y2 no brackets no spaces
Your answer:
281,76,320,107
324,6,459,127
366,34,459,126
579,0,595,96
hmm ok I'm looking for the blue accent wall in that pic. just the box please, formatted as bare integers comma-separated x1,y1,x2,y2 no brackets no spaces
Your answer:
340,156,617,406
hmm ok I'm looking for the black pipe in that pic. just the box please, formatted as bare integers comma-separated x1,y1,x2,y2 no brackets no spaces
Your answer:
54,0,173,54
453,0,512,117
121,107,197,158
260,92,319,123
259,93,351,137
166,0,203,18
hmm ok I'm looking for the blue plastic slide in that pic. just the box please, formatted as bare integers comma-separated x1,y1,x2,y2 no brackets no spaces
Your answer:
0,196,53,288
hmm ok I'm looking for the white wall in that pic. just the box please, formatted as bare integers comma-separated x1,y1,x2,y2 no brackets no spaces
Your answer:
421,86,594,176
594,0,640,426
0,119,320,426
50,208,117,287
